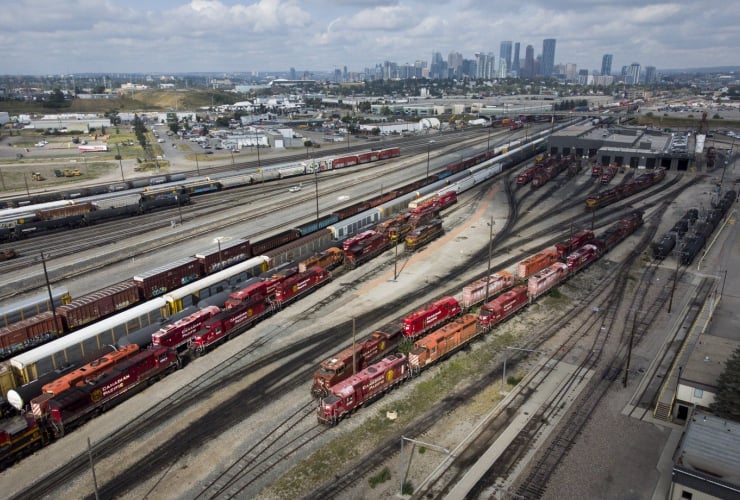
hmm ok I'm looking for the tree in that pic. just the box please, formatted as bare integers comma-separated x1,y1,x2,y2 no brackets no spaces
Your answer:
710,347,740,421
43,89,69,109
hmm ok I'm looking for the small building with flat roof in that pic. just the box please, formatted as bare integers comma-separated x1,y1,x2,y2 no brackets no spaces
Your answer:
670,409,740,500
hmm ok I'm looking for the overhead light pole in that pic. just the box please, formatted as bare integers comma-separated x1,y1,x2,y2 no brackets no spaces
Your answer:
484,218,495,303
195,153,200,176
314,168,320,230
213,236,231,272
115,143,125,181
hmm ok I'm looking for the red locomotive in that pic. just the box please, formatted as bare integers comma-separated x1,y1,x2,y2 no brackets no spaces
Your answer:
555,230,595,259
566,244,600,273
311,321,404,397
317,353,408,425
225,278,274,309
273,267,331,306
478,286,528,330
151,306,221,350
344,233,392,269
190,300,273,354
402,296,461,338
39,344,140,398
44,347,179,437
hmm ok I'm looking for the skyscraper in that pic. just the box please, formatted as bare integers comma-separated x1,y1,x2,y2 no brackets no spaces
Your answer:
541,38,556,77
475,52,495,79
644,65,657,84
626,62,641,85
601,54,613,77
499,41,512,74
512,42,521,74
523,45,535,78
448,51,463,78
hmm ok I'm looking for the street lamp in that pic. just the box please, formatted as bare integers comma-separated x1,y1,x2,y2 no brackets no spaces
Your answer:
115,143,125,181
254,128,261,172
175,195,184,225
213,236,231,272
426,140,435,185
484,218,495,303
314,168,320,231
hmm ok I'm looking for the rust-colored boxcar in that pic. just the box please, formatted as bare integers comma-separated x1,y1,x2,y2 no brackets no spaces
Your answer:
0,312,63,358
56,281,140,330
134,257,202,299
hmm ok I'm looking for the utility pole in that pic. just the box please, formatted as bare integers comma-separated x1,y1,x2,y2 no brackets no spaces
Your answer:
668,250,681,313
484,218,495,303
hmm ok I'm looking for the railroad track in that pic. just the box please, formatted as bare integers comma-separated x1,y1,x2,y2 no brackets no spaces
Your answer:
193,401,327,500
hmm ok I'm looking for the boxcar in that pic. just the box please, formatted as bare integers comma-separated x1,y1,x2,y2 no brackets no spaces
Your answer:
134,257,202,299
195,238,251,275
56,281,140,331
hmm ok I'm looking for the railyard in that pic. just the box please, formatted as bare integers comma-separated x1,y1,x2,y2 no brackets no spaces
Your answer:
0,120,736,499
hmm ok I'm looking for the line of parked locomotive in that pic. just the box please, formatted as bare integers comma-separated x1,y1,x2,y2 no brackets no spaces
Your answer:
515,153,582,188
0,133,554,469
314,211,645,424
585,168,666,210
652,190,736,264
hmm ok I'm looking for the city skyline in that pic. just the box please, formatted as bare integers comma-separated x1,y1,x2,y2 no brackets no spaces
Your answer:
1,0,738,75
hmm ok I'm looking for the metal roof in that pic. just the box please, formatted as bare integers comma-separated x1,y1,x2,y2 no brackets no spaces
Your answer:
676,410,740,485
10,297,166,369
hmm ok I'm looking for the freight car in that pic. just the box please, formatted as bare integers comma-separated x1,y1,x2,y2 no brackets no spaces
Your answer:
0,313,62,361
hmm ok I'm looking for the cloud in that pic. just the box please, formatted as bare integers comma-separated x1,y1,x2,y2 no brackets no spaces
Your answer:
0,0,738,73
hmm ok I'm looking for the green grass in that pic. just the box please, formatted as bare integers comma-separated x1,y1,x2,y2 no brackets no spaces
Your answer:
263,325,528,498
368,467,391,488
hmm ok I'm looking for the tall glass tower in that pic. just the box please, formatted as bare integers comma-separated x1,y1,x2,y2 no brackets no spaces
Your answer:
601,54,613,77
541,38,556,77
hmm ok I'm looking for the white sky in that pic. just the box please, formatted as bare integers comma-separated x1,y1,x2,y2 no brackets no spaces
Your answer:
1,0,738,75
